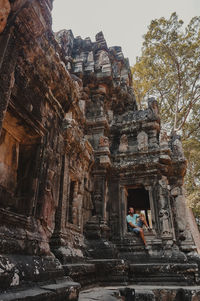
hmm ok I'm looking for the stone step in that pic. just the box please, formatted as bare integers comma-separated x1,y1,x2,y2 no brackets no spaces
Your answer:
63,260,128,286
79,285,200,301
129,262,198,285
63,263,96,286
63,260,199,287
88,259,129,285
0,278,80,301
79,287,155,301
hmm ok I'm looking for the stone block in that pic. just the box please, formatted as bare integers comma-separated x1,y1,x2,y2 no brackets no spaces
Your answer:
100,155,111,166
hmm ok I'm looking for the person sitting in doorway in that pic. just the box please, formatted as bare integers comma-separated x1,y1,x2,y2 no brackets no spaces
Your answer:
126,207,150,250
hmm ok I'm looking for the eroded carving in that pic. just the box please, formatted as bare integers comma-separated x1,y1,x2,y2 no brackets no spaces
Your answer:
137,131,148,152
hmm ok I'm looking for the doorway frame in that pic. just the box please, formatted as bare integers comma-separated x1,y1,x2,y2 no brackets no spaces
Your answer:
120,184,157,237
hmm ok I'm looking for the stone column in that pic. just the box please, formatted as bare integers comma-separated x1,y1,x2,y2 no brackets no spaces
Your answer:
171,186,193,245
72,181,79,225
93,175,105,218
145,186,156,230
53,154,69,234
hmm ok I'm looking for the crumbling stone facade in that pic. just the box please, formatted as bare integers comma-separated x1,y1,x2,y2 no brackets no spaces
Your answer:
0,1,200,300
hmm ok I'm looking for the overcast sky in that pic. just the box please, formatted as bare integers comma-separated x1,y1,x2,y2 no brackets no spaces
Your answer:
52,0,200,65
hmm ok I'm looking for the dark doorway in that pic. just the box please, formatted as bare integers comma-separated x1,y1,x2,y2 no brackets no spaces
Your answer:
15,143,39,215
127,187,151,227
0,109,40,216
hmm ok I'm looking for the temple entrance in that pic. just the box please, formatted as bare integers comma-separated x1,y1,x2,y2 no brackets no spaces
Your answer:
127,187,152,228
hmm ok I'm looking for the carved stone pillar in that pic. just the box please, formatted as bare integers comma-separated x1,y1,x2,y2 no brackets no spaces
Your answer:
0,32,17,135
119,186,128,238
158,176,173,239
51,154,69,246
145,186,156,230
171,186,193,247
93,175,105,218
72,181,79,225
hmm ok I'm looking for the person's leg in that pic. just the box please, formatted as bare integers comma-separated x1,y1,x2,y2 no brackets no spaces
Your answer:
131,227,149,249
128,227,135,232
136,220,149,246
136,220,146,245
142,218,149,229
139,228,147,246
132,227,140,234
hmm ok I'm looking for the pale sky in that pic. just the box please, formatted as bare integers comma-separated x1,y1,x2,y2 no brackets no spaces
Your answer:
52,0,200,65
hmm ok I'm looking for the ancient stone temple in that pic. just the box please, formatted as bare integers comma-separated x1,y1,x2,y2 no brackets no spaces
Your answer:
0,1,200,300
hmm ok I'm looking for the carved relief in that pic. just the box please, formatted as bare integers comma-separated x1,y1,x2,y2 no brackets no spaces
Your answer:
158,176,170,210
119,134,128,152
72,206,78,225
99,136,109,147
160,130,168,148
94,193,102,216
87,51,94,62
159,209,171,236
42,169,56,231
98,50,110,66
137,131,148,152
148,97,159,116
172,136,184,158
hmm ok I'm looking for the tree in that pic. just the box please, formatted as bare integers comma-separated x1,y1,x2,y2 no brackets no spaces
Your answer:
132,13,200,218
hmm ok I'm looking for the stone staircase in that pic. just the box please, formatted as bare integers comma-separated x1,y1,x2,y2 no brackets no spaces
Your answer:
62,259,128,287
62,259,198,288
59,234,200,288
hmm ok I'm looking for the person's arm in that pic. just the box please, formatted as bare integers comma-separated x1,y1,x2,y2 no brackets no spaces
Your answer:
126,216,139,228
141,216,150,229
128,221,139,228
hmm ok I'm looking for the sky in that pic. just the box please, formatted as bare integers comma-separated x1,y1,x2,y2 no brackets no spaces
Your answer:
52,0,200,65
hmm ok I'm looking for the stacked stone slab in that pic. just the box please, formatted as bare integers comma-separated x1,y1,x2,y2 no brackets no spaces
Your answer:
0,1,200,299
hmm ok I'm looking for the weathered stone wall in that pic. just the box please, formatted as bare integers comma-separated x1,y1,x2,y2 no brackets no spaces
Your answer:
0,0,78,291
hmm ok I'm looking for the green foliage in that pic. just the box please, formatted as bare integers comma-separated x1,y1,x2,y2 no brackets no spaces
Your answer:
132,13,200,218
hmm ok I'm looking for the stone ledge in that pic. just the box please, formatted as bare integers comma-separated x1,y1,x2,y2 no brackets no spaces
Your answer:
63,264,96,286
129,262,198,285
0,278,80,301
79,285,200,301
0,287,53,301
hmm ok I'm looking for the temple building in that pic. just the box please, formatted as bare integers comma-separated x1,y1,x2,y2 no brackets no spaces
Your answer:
0,1,200,300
